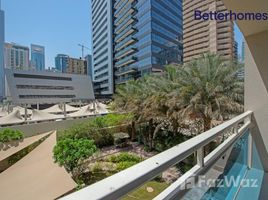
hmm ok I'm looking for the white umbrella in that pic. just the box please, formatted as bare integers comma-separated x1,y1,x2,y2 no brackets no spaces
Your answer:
29,109,64,122
0,110,24,126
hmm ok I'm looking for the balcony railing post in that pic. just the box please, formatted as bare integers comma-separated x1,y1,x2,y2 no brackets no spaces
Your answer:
234,123,239,134
248,133,253,168
197,147,204,167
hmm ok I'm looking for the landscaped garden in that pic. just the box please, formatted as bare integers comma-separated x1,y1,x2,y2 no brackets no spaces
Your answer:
53,53,245,198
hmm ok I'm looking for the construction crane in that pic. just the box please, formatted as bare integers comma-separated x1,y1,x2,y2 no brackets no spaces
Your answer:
78,44,91,58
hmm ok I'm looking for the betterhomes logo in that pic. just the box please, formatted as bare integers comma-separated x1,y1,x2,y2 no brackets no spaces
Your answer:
194,10,268,21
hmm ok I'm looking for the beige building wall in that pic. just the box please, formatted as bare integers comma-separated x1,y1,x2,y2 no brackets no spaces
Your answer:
221,0,268,171
67,57,87,75
183,0,235,62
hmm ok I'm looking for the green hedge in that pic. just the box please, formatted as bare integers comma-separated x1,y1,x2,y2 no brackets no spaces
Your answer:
58,114,133,148
0,129,23,143
108,152,143,171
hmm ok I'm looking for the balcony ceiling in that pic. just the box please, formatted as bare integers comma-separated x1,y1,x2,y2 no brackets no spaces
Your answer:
222,0,268,36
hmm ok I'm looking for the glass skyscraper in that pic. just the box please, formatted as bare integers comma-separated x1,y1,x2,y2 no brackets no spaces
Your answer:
91,0,183,93
55,54,69,73
0,7,4,101
85,54,93,79
114,0,183,84
31,44,45,71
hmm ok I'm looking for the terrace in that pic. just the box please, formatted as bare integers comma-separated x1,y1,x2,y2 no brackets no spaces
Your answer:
60,0,268,199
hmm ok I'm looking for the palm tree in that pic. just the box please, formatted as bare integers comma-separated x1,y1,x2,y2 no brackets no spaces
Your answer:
172,53,244,132
112,53,244,150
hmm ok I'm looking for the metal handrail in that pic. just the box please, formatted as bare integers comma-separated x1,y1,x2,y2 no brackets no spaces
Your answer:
60,111,253,200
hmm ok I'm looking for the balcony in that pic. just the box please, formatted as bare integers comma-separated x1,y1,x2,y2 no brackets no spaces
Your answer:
114,25,137,43
115,35,137,52
60,111,268,200
115,55,137,68
115,76,135,85
115,15,137,35
115,46,137,60
114,0,136,18
114,3,137,26
115,66,137,76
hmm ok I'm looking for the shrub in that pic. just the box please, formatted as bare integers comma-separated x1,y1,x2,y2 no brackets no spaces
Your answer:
116,161,138,171
53,138,97,172
57,114,133,148
108,152,142,163
92,162,102,173
0,129,23,143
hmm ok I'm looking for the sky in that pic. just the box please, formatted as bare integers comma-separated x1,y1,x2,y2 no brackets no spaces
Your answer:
2,0,92,68
2,0,243,68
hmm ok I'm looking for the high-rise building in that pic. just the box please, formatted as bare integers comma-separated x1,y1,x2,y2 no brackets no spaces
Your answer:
114,0,183,84
55,54,69,73
67,57,87,75
4,43,30,70
55,54,87,75
0,5,4,101
91,0,183,95
31,44,45,71
91,0,114,96
85,54,93,79
183,0,236,62
241,40,245,63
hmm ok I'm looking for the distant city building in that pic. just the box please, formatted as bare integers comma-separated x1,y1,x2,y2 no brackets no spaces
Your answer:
241,40,245,63
55,55,87,75
91,0,114,96
31,44,45,71
0,6,4,101
183,0,236,62
114,0,183,85
55,54,69,73
85,54,93,79
4,43,30,70
5,68,95,105
67,57,87,75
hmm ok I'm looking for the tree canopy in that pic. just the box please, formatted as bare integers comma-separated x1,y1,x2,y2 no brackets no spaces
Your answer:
112,54,244,141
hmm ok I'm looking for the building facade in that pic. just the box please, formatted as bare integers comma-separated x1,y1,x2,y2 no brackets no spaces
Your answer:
85,54,93,79
4,43,30,70
183,0,236,62
0,7,4,101
67,57,87,75
91,0,114,96
55,54,69,73
31,44,45,71
114,0,183,84
5,69,95,104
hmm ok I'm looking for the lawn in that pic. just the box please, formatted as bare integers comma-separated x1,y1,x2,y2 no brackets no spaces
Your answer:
122,181,169,200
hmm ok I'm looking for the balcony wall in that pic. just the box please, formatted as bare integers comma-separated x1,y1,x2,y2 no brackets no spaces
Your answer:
222,0,268,171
